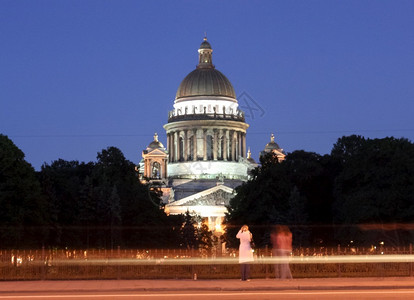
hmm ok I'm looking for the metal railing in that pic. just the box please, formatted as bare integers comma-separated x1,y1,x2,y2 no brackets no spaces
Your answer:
167,111,245,123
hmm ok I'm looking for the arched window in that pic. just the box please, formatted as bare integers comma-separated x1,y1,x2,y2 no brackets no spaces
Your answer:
152,162,160,178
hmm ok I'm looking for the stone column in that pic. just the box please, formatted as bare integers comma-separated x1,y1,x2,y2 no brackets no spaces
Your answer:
230,130,235,161
144,158,149,177
184,130,188,161
177,131,182,161
163,157,167,178
234,132,238,161
235,132,239,161
168,132,173,162
170,133,174,162
223,129,227,161
169,132,174,163
174,131,178,162
235,131,239,159
213,129,218,161
166,133,170,163
237,131,242,160
193,129,197,161
203,129,207,161
242,132,246,158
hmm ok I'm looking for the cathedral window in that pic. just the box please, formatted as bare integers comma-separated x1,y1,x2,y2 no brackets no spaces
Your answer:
152,162,160,179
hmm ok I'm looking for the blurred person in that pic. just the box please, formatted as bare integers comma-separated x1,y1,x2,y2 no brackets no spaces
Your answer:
271,225,293,279
236,225,254,281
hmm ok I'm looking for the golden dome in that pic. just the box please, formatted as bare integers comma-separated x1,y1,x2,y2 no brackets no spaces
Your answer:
175,38,236,99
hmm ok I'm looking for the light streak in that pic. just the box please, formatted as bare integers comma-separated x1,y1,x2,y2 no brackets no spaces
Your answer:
7,255,414,266
1,290,414,298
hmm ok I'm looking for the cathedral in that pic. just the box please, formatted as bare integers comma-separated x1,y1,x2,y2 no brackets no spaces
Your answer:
139,38,285,233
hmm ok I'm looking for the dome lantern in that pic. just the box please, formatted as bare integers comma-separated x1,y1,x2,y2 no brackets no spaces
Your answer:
175,37,236,99
260,133,286,162
264,133,281,151
146,132,165,150
197,37,214,69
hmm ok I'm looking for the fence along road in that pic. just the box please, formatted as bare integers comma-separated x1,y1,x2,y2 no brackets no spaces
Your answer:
2,246,414,280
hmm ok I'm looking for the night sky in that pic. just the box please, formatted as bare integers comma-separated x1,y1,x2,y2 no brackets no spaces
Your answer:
1,0,413,170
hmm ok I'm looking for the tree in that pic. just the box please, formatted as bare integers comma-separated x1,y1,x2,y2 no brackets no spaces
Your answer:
226,150,335,247
180,211,197,249
179,211,214,253
0,134,49,248
78,176,96,248
332,136,414,246
39,159,95,247
93,146,182,248
226,152,292,247
287,186,309,247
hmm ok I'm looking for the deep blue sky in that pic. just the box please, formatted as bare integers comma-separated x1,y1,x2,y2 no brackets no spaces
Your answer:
1,0,413,170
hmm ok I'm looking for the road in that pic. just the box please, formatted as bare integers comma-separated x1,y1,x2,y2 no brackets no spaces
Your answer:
1,289,414,300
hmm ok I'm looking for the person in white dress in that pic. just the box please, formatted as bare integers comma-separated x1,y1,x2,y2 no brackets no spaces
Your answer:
236,225,254,281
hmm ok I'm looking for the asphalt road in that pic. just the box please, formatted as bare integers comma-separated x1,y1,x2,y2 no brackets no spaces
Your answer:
1,290,414,300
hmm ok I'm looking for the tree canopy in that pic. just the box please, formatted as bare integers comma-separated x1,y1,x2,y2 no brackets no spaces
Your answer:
0,134,48,248
38,146,183,249
226,135,414,247
331,135,414,246
2,134,413,249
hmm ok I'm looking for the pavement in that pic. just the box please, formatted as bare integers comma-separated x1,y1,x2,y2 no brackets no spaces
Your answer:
1,277,414,294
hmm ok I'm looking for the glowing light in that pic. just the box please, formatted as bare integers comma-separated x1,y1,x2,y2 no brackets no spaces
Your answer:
14,254,413,267
215,224,222,232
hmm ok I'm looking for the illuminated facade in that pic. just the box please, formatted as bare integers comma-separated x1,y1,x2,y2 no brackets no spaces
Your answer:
260,133,286,162
140,133,168,183
140,38,283,232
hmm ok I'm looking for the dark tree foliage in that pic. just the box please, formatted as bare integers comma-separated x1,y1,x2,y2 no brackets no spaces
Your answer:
227,135,414,248
179,211,214,253
0,134,49,248
226,152,292,248
38,146,183,249
180,211,197,249
226,150,336,247
3,134,414,249
39,159,95,247
331,135,414,246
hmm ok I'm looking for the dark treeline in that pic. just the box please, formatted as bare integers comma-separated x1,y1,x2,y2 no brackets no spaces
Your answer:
0,134,188,249
1,134,414,249
226,135,414,248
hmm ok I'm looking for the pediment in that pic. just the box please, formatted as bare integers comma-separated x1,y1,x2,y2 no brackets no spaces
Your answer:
143,148,168,157
167,185,234,207
185,189,232,206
